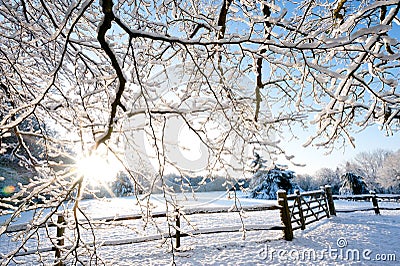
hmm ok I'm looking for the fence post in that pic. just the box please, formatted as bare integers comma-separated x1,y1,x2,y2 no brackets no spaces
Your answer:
295,190,305,230
277,190,293,241
175,208,181,249
370,191,380,215
324,185,336,216
55,214,65,266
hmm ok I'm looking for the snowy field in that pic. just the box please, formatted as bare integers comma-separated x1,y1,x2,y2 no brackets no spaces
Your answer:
1,192,399,265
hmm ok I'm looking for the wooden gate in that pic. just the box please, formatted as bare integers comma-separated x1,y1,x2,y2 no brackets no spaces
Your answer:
277,185,336,240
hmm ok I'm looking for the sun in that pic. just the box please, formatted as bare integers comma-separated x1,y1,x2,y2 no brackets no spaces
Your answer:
76,153,121,187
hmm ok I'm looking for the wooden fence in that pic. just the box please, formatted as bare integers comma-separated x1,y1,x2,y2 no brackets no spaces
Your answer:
1,203,283,264
0,186,340,264
333,191,400,214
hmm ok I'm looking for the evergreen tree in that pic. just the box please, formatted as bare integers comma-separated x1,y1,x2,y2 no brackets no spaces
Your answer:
339,172,368,195
249,158,301,200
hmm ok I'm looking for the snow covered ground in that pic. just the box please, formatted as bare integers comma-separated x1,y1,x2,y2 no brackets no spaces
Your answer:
1,192,399,265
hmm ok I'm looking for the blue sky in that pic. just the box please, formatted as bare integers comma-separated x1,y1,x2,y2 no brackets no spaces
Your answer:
282,126,399,175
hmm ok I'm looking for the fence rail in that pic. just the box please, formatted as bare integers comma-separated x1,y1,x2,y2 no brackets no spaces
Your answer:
4,204,280,233
333,193,400,201
333,191,400,214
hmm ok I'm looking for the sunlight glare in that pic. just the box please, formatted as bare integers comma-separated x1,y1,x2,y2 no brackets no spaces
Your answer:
77,153,120,186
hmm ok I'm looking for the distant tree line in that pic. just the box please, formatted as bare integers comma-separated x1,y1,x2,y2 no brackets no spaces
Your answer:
295,149,400,194
89,173,233,198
